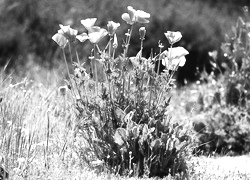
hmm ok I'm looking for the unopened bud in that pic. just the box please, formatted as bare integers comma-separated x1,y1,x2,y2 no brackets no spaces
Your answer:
139,27,146,40
113,33,118,49
107,21,120,36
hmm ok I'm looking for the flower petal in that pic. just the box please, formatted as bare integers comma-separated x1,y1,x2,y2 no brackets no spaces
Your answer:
68,28,78,36
136,16,150,24
88,28,108,44
161,56,169,67
165,31,182,44
81,18,97,30
122,13,133,25
87,26,101,33
169,47,189,59
135,10,150,19
127,6,136,22
107,21,120,35
76,33,89,42
178,56,186,67
52,33,68,48
59,24,70,33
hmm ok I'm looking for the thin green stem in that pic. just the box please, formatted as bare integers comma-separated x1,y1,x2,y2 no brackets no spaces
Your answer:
62,48,77,99
94,44,98,97
124,25,134,58
62,48,71,78
154,44,163,106
157,43,163,75
158,45,174,105
108,37,112,58
127,74,131,99
75,48,80,64
68,43,73,63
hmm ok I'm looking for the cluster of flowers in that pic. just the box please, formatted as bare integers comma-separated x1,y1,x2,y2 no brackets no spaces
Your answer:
52,6,189,72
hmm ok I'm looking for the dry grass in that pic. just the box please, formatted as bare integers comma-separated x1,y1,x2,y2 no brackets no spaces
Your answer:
1,71,250,180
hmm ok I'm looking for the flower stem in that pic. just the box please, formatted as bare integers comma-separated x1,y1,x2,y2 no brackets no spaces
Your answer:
75,48,80,64
68,43,73,63
62,48,77,99
94,44,99,96
157,42,163,75
62,48,71,78
124,25,134,57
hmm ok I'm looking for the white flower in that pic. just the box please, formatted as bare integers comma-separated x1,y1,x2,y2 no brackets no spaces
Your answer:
88,27,108,44
80,18,97,32
161,47,189,70
58,24,78,37
164,31,182,45
122,6,150,25
76,33,89,42
80,18,108,44
52,24,78,48
52,33,68,48
107,21,120,36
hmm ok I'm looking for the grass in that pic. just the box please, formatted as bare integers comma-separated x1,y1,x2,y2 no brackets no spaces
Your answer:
1,68,250,180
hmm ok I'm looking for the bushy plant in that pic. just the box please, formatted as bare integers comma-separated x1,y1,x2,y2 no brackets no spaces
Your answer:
52,6,192,178
220,7,250,107
193,7,250,155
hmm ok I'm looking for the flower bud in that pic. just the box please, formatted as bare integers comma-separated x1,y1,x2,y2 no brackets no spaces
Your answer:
113,33,118,49
139,27,146,40
107,21,120,36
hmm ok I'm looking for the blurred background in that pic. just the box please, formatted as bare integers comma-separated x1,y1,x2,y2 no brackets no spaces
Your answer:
0,0,249,84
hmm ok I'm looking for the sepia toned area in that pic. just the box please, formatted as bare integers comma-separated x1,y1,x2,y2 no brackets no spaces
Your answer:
1,0,250,179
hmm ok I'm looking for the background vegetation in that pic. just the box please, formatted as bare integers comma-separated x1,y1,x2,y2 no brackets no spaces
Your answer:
0,0,249,83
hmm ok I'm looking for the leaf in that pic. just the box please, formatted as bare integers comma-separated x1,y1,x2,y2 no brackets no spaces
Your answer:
141,125,155,142
136,50,142,59
115,107,125,121
131,126,139,137
129,50,143,69
162,117,170,127
127,58,135,71
150,138,161,150
161,133,168,145
127,117,137,130
149,127,155,134
92,59,107,82
114,128,127,146
124,111,135,124
175,125,183,138
166,138,172,150
142,124,149,137
165,96,172,107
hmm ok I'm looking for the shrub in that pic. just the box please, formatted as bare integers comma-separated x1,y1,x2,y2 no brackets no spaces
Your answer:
193,7,250,155
52,6,193,178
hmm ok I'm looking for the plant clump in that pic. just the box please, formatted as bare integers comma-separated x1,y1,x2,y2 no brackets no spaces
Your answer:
52,5,192,178
193,7,250,155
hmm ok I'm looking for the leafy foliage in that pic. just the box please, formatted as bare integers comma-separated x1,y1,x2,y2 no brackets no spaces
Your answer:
193,8,250,155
